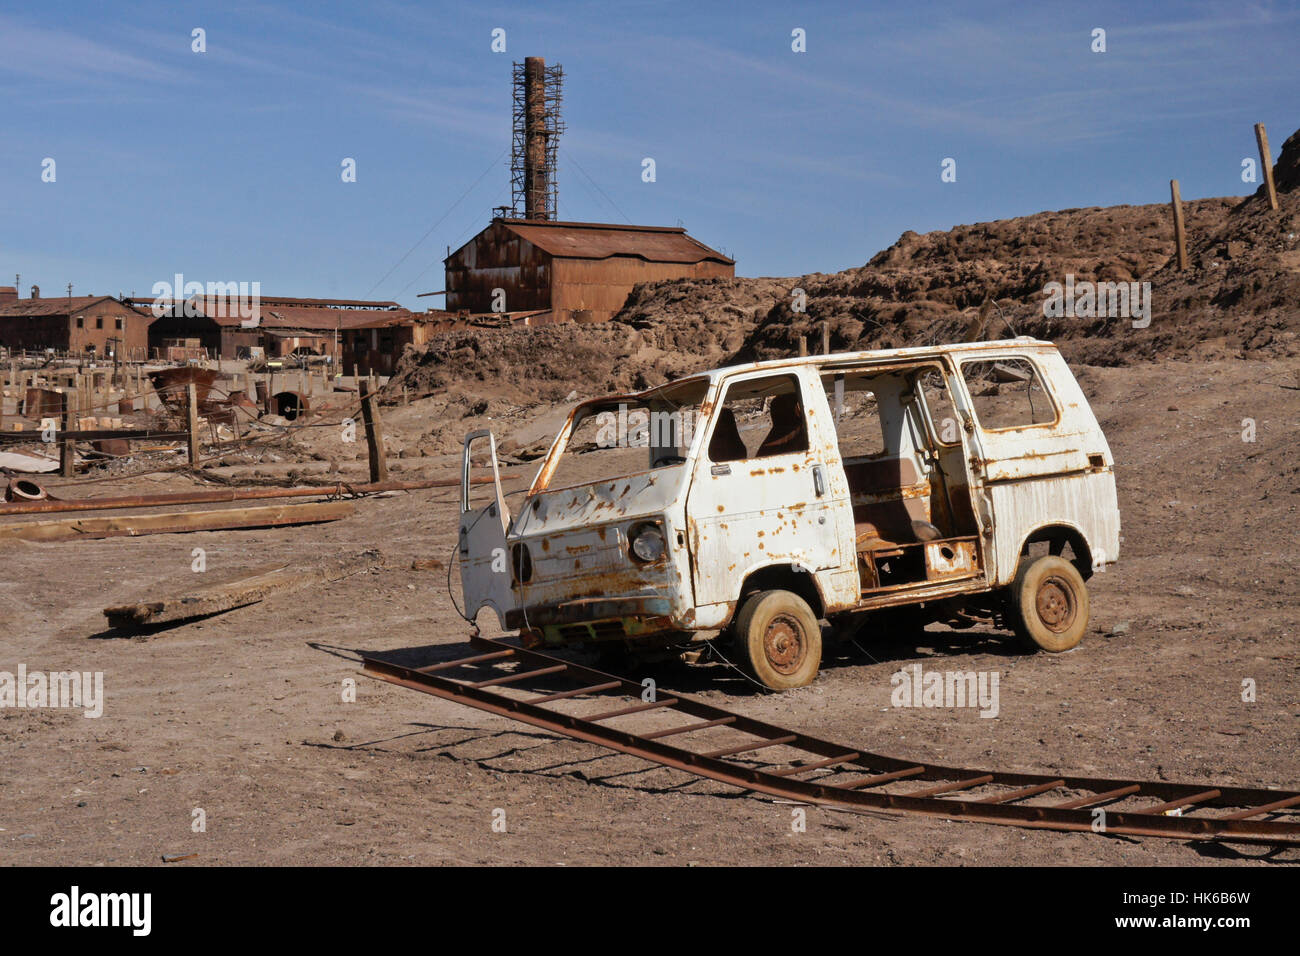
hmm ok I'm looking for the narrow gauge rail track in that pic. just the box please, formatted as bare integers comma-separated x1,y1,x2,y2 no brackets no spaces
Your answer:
362,636,1300,845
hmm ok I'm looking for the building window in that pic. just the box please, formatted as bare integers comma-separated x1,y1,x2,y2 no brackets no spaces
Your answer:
96,317,103,329
76,317,84,328
115,318,123,330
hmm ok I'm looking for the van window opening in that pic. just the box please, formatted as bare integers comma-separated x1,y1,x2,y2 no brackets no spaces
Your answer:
960,358,1056,430
709,374,808,462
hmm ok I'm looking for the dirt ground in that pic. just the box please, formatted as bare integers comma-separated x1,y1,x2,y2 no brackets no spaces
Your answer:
2,357,1298,866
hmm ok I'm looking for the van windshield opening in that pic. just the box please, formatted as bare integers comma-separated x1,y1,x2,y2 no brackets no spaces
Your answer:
542,379,709,491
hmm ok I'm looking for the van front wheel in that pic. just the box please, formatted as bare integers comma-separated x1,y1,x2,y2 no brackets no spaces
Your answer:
1011,555,1089,652
734,590,822,690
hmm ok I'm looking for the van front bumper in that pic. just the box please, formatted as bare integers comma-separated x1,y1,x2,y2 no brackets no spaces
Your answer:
505,595,676,645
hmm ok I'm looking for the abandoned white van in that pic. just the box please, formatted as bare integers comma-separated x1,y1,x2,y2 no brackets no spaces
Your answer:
459,338,1120,689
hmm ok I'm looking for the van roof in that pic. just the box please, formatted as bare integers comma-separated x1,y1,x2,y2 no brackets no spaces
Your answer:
571,338,1059,411
656,337,1058,392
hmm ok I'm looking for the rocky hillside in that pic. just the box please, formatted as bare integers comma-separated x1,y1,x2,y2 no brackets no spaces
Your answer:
391,126,1300,398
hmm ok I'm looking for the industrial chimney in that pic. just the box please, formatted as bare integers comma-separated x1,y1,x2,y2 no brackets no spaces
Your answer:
524,57,547,219
511,57,564,220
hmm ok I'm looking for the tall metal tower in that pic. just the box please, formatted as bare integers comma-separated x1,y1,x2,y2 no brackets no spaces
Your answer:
510,57,565,220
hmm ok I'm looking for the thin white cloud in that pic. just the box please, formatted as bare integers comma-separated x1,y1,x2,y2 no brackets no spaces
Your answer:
0,14,178,84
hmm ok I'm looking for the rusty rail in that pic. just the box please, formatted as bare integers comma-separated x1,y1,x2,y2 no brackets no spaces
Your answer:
362,636,1300,845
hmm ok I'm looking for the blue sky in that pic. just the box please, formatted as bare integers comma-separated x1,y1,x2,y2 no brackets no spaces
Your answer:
1,1,1296,309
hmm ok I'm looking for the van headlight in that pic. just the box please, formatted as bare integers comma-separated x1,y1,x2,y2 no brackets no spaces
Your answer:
511,543,533,584
628,523,666,563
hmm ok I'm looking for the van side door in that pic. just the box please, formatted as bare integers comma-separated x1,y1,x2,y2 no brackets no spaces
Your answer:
686,370,855,611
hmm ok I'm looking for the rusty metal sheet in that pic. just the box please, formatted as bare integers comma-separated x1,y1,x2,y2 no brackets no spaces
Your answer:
498,220,733,264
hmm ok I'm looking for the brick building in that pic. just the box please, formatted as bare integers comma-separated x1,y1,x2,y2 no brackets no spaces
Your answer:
141,295,416,362
0,289,150,358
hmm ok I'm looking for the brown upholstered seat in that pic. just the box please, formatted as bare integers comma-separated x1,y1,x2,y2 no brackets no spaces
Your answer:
845,457,934,550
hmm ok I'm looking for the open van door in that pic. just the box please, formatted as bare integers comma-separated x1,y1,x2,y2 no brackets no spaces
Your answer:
458,429,515,625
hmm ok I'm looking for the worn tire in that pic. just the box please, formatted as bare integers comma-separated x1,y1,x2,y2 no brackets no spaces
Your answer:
1010,555,1089,652
734,590,822,690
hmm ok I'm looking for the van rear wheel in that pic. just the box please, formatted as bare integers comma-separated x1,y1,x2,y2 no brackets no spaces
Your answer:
1011,555,1089,652
734,590,822,690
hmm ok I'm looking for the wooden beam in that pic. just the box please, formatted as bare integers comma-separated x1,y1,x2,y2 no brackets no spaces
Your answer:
102,549,384,629
186,381,200,465
0,500,354,544
1256,122,1279,211
1170,179,1189,271
60,391,74,478
0,429,189,446
359,381,388,483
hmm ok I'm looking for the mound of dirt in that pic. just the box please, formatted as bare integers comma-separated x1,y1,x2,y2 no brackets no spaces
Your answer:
1267,127,1300,194
391,126,1300,397
738,198,1240,366
391,278,789,399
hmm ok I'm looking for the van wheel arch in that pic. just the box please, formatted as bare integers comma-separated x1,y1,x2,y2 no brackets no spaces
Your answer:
734,564,825,622
1018,525,1094,581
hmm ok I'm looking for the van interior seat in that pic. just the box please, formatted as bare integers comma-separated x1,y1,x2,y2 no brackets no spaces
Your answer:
708,408,747,462
844,457,934,550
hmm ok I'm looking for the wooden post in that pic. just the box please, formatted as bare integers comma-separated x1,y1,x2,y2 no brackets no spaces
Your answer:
797,335,807,357
186,381,200,466
359,381,388,483
821,320,831,355
1170,179,1189,271
60,392,74,478
1255,122,1279,211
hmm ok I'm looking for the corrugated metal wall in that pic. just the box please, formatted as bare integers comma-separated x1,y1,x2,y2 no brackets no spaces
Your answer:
445,221,551,314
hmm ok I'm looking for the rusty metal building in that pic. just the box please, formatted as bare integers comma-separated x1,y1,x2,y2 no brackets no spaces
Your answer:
140,295,414,361
339,312,443,376
0,290,150,358
444,218,734,324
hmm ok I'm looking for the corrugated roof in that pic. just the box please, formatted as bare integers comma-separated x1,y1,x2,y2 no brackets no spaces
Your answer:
128,294,402,311
478,219,733,265
0,295,122,317
146,297,416,331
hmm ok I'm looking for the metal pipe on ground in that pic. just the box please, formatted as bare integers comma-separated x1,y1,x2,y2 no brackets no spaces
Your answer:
0,475,514,515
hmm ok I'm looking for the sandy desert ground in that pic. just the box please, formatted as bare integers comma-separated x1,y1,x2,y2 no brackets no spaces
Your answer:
2,356,1298,866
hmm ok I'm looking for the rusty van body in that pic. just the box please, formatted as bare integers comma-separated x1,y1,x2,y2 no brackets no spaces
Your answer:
459,338,1120,689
